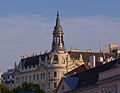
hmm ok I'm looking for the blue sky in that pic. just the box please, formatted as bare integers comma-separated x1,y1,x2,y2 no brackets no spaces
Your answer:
0,0,120,17
0,0,120,72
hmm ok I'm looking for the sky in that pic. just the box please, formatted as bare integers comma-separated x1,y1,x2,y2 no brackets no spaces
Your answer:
0,0,120,72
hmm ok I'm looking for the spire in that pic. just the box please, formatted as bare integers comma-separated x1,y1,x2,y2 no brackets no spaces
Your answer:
14,62,17,70
51,11,65,52
56,11,60,26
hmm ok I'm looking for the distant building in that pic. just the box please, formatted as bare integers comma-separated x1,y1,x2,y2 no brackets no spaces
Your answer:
0,72,2,83
1,69,14,89
13,12,117,93
56,58,120,93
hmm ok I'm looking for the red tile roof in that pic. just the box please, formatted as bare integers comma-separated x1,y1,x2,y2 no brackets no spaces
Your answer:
65,64,90,76
65,62,103,77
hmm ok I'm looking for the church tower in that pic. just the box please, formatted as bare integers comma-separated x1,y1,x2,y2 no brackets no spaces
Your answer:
51,11,65,51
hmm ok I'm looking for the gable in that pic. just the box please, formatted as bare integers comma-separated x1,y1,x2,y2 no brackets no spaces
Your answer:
57,79,72,93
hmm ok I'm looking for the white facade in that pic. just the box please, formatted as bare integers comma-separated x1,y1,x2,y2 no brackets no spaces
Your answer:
0,72,2,83
1,69,14,90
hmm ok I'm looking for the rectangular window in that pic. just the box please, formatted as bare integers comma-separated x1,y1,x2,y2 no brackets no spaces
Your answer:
33,74,35,80
62,85,64,90
54,82,57,88
54,71,57,77
43,73,45,79
48,82,50,89
37,74,39,80
18,78,19,84
22,77,24,82
48,72,50,77
25,76,27,82
41,73,42,79
29,75,31,81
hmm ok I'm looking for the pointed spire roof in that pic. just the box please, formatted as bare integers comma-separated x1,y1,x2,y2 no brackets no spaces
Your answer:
56,10,60,27
54,11,63,33
14,62,17,69
51,11,65,51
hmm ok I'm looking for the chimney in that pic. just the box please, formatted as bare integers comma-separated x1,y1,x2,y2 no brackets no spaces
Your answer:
79,54,83,62
45,50,48,54
90,55,95,68
98,56,103,63
116,50,120,59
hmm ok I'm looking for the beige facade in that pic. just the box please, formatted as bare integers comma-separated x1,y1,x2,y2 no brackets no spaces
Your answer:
14,50,84,93
13,12,117,93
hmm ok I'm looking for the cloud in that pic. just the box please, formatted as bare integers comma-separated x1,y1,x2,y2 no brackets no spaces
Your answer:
0,14,120,72
62,15,120,51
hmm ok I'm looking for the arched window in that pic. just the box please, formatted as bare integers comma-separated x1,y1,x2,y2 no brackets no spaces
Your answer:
53,55,58,61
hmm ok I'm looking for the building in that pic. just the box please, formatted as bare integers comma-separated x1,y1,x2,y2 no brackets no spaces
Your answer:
1,69,14,89
56,58,120,93
13,12,117,93
0,72,2,83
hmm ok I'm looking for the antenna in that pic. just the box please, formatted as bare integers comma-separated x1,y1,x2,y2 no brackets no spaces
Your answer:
98,41,101,52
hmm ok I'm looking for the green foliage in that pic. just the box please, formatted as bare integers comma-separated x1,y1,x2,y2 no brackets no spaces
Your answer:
0,82,10,93
10,82,45,93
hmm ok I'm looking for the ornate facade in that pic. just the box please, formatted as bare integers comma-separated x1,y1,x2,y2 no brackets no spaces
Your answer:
14,12,116,93
56,59,120,93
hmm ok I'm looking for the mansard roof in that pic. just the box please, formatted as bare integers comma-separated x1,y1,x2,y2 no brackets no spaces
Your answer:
21,53,49,68
68,51,116,63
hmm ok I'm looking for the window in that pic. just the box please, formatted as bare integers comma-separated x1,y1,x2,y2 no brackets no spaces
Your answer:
48,82,50,89
43,73,45,79
48,72,50,77
54,82,57,88
54,71,57,77
25,76,27,82
22,77,24,82
57,37,59,43
37,74,39,80
53,55,58,61
33,74,35,80
18,78,19,84
62,85,64,90
41,73,42,79
29,75,31,81
12,81,14,84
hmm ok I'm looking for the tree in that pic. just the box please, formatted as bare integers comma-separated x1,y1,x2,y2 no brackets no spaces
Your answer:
0,82,10,93
10,82,45,93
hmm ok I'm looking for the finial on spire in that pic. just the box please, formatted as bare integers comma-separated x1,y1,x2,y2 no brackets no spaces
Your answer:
56,10,60,26
14,62,17,69
57,10,59,17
